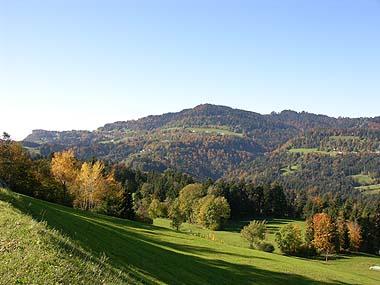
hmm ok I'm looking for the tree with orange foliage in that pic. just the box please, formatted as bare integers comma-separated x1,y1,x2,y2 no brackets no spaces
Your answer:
312,213,336,262
347,221,362,252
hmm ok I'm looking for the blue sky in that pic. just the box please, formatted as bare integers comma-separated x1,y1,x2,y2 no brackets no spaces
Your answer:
1,0,380,139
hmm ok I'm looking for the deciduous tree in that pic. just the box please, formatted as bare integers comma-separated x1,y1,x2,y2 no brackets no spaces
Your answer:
347,221,362,252
169,199,184,231
275,224,303,255
312,213,335,261
51,150,78,189
241,220,267,249
196,195,230,230
178,183,205,223
148,198,165,219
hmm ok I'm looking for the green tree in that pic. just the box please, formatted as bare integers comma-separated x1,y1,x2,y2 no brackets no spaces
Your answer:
178,183,205,223
305,218,314,245
241,220,267,249
275,224,303,255
263,185,287,217
133,196,152,223
169,199,184,231
148,198,165,219
196,195,231,230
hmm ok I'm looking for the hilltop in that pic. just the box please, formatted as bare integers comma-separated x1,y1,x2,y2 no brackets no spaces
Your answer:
23,104,380,182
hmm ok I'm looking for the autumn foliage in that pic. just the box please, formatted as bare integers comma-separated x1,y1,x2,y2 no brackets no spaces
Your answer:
51,150,123,212
312,213,335,261
347,221,362,252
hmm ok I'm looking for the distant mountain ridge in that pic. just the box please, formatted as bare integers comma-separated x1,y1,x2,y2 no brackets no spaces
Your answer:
23,104,380,180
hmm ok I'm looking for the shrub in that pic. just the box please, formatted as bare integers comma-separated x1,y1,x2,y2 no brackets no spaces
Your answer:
295,244,318,258
275,224,303,255
257,242,275,253
148,198,166,219
241,220,267,249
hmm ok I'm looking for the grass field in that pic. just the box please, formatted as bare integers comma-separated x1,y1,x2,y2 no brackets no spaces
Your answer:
155,218,305,253
0,191,130,285
288,148,333,155
351,174,380,195
188,127,243,137
162,126,244,137
1,188,380,285
280,165,300,176
24,146,41,156
356,184,380,195
329,136,360,141
351,174,376,186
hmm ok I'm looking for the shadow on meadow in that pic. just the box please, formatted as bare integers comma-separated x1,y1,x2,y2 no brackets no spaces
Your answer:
2,191,354,285
224,218,301,234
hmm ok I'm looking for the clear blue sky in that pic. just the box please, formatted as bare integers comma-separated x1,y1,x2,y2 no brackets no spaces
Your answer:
1,0,380,139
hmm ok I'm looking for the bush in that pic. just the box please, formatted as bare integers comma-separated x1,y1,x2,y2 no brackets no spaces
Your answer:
295,244,318,258
257,242,275,253
241,220,267,249
275,224,303,255
134,215,153,224
148,199,167,219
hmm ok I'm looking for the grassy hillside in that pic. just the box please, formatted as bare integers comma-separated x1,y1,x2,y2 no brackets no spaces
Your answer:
0,190,130,285
288,148,333,155
1,188,380,285
154,218,306,253
352,174,376,186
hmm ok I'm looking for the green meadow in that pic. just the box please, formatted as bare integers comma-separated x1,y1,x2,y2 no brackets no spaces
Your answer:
1,188,379,285
351,174,376,186
280,164,301,176
288,148,333,155
155,218,306,253
356,184,380,195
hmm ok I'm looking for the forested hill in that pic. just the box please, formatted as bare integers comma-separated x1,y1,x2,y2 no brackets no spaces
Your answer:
23,104,380,181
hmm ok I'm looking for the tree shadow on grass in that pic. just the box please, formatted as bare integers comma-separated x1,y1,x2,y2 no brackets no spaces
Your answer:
224,218,302,233
5,192,356,285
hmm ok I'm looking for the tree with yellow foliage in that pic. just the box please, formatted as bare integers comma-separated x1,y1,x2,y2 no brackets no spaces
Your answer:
51,150,79,190
75,161,105,210
75,161,123,211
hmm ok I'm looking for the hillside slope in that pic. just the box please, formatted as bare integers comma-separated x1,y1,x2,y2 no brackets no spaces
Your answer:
0,189,131,285
1,188,379,285
23,104,380,180
225,129,380,198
